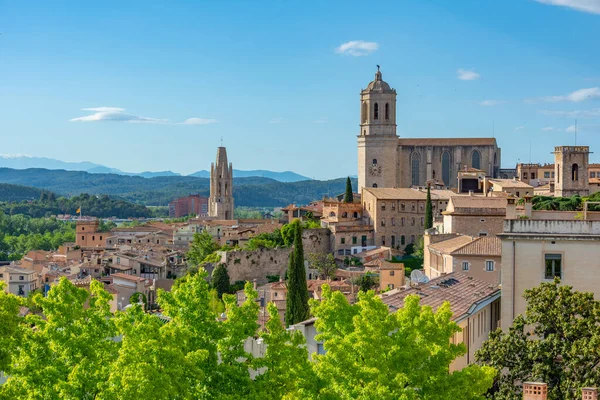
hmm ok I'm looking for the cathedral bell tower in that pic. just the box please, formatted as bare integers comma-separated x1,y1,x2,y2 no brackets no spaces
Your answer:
209,146,234,220
357,67,398,192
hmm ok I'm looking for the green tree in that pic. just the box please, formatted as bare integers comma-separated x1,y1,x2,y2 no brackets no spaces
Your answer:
344,176,354,203
187,230,218,265
477,279,600,400
357,272,377,292
0,282,23,373
310,285,495,399
307,252,338,280
285,220,310,326
212,264,231,299
425,184,433,229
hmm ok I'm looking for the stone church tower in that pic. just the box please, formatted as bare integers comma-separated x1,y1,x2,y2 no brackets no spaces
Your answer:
209,146,234,220
357,67,399,192
553,146,590,197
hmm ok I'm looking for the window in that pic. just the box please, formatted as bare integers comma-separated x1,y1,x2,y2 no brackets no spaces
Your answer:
485,261,495,272
411,153,421,186
317,343,326,355
381,219,386,227
19,276,24,281
391,202,395,210
410,235,415,243
411,202,416,211
81,236,85,240
544,171,550,178
552,172,555,178
401,235,406,245
381,203,386,211
591,172,596,178
391,217,395,226
531,173,536,179
462,262,469,271
523,172,528,180
545,254,562,279
133,269,137,274
373,183,378,188
472,150,481,170
385,103,389,120
401,217,405,226
388,283,395,289
381,236,386,246
390,270,395,276
572,163,579,181
361,102,367,123
92,236,95,240
391,235,396,247
442,151,451,186
374,103,379,120
100,236,103,240
352,236,357,244
420,217,424,226
400,203,405,211
411,217,415,226
373,158,378,165
340,237,345,244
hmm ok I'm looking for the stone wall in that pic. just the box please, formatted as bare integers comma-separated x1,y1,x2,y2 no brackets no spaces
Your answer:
218,228,331,283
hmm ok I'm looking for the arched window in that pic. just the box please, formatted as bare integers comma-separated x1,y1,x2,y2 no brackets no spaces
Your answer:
385,103,389,120
471,150,481,170
442,151,451,186
374,103,379,120
353,211,359,218
361,102,367,123
373,183,378,188
342,212,348,218
372,158,377,165
329,211,336,217
572,164,579,181
411,152,421,186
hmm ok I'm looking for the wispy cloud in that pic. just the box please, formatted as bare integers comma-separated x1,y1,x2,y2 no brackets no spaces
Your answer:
534,0,600,15
566,125,577,133
314,117,328,124
534,87,600,103
539,108,600,118
335,41,379,56
479,100,506,106
180,118,218,125
542,127,557,131
69,107,216,125
457,69,480,81
0,153,32,158
269,117,285,124
515,126,525,131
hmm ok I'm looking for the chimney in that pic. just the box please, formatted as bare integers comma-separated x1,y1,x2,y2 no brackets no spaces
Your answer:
582,388,598,400
524,195,533,219
523,382,547,400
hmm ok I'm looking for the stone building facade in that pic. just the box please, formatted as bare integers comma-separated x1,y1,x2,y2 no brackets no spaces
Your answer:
554,146,590,197
361,187,454,251
209,146,234,220
357,68,501,192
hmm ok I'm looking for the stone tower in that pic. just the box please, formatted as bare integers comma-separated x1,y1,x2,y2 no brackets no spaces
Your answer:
553,146,590,197
209,146,234,220
357,67,398,192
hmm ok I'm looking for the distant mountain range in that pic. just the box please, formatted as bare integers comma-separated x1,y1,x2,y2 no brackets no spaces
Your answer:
0,155,311,182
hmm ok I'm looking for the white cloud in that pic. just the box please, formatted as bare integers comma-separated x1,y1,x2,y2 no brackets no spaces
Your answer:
534,0,600,15
0,153,32,158
180,118,218,125
479,100,506,106
70,107,216,125
542,127,557,131
538,87,600,103
269,117,285,124
515,126,525,131
457,69,480,81
335,41,379,56
539,108,600,118
566,125,577,132
314,117,328,123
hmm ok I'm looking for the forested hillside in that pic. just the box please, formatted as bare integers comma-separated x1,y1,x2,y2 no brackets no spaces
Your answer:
0,183,44,202
0,168,354,207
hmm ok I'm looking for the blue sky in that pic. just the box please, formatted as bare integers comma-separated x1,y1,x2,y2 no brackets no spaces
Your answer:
1,0,599,179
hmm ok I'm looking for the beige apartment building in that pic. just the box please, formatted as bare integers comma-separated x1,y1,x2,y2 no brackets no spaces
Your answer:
361,187,454,251
424,232,501,286
441,195,507,237
486,178,533,198
321,200,374,257
0,266,39,297
499,219,600,331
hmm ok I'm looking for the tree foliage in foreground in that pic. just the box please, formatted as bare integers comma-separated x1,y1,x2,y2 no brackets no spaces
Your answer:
310,286,495,399
477,279,600,400
0,275,496,399
285,220,310,327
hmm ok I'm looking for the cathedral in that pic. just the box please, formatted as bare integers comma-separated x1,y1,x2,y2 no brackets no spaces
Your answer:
208,146,234,220
357,68,501,191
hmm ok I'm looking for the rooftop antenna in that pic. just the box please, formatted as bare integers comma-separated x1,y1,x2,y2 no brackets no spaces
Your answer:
220,136,223,147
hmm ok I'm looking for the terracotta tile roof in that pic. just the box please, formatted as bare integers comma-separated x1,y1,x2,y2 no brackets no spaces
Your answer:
488,179,534,189
363,188,455,201
428,235,476,254
398,138,497,146
355,246,391,259
447,196,507,210
451,236,501,257
380,272,500,321
111,273,146,282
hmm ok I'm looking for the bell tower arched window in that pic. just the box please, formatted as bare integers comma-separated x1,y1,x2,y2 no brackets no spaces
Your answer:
471,150,481,170
385,103,389,120
411,153,421,187
372,159,377,165
374,103,379,120
572,164,579,181
361,102,367,123
373,183,378,188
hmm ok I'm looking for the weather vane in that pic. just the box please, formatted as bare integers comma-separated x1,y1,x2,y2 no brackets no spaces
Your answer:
220,136,223,146
377,64,380,71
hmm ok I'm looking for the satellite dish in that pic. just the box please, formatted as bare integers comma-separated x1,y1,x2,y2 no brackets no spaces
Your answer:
410,270,429,284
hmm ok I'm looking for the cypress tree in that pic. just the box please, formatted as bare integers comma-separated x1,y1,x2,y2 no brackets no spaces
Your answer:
285,220,310,326
211,264,231,299
425,184,433,230
344,177,354,203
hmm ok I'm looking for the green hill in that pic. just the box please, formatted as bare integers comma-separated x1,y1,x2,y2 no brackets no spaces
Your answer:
0,168,354,207
0,183,45,202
